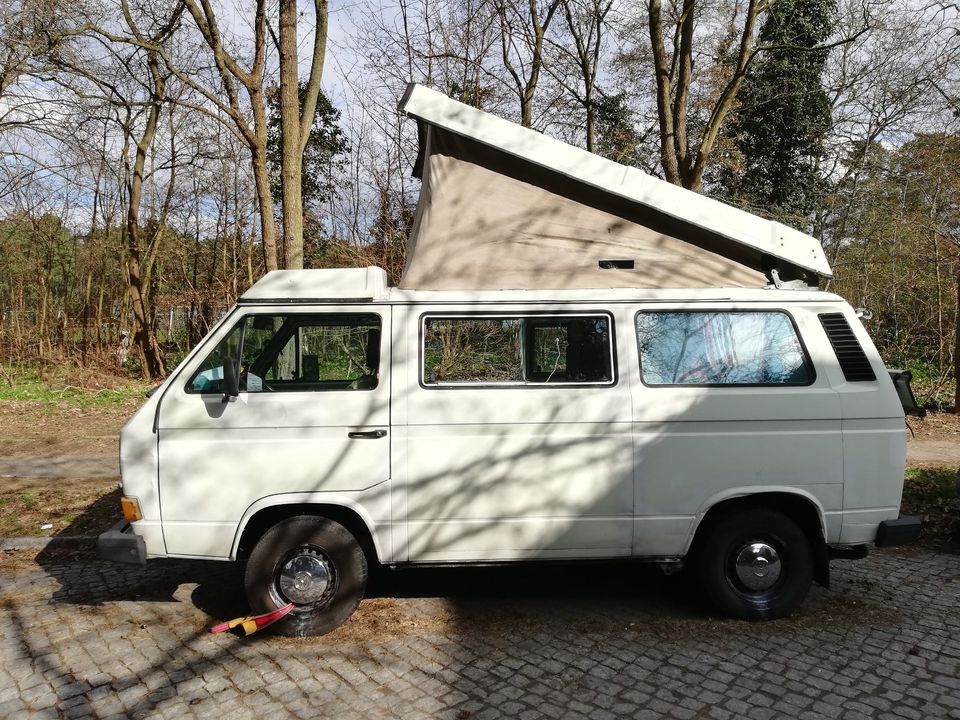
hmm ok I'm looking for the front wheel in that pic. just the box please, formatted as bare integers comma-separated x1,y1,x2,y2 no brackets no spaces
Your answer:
698,507,813,620
244,515,368,637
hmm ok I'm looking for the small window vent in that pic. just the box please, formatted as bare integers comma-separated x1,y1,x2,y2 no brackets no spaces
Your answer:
819,313,876,381
599,259,634,270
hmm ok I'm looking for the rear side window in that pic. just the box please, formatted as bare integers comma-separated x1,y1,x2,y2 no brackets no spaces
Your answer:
422,315,613,386
635,311,813,386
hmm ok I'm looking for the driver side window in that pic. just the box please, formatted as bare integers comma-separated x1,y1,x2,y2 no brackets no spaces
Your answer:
187,313,381,394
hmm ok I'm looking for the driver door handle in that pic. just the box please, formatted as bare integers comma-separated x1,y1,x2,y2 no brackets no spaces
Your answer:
348,429,387,439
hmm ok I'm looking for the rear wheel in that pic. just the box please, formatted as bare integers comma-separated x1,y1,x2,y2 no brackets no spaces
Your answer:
244,515,368,636
698,507,813,620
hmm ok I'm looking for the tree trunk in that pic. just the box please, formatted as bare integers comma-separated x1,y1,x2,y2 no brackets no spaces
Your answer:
584,84,595,152
81,271,92,364
647,0,681,184
38,286,48,358
95,285,104,349
253,179,277,271
279,0,304,269
127,234,165,379
125,55,168,381
954,271,960,413
251,91,279,272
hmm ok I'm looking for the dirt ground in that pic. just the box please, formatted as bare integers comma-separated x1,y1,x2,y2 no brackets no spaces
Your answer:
906,412,960,466
0,399,140,457
907,411,960,439
0,477,119,537
0,545,94,573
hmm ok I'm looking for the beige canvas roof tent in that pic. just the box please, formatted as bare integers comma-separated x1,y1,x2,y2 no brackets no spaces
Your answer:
397,83,832,291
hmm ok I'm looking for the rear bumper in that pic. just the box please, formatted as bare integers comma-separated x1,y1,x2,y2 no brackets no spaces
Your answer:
97,519,147,565
875,515,922,547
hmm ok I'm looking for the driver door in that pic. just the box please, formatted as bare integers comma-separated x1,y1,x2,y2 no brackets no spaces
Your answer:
156,307,390,557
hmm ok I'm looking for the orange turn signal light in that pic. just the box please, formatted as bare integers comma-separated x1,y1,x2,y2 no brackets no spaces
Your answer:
120,496,143,522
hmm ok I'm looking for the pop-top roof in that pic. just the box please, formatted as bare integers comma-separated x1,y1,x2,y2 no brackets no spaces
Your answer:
240,267,389,303
399,83,832,283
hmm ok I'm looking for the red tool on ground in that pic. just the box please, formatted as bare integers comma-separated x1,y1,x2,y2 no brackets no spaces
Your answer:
210,603,295,636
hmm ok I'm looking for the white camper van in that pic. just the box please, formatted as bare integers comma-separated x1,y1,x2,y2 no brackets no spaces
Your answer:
99,86,922,636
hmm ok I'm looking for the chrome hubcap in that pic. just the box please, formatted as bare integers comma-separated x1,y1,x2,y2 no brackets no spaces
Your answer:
734,542,782,592
278,550,333,605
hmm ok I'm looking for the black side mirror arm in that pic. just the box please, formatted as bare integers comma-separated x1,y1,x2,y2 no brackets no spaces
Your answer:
222,357,240,402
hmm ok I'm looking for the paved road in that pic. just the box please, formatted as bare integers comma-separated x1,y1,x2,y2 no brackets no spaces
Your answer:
1,548,959,720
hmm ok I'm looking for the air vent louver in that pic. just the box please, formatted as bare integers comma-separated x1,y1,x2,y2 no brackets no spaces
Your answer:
819,313,876,382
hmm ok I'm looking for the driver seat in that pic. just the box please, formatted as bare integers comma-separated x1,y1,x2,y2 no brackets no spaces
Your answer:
349,328,381,390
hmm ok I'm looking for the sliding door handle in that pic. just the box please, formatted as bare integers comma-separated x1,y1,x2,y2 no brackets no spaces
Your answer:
348,429,387,439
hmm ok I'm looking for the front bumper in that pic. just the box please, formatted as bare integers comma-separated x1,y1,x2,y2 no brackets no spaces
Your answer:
97,520,147,565
875,515,922,547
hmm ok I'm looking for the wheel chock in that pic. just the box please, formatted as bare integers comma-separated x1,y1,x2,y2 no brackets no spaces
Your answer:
210,603,295,636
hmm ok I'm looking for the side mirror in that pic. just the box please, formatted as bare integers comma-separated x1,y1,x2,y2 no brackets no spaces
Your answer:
887,368,926,418
222,357,240,400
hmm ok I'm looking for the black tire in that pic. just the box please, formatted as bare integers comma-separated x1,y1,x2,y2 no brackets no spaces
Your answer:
697,507,813,620
244,515,368,637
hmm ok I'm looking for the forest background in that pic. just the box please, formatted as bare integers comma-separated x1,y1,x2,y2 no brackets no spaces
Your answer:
1,0,959,408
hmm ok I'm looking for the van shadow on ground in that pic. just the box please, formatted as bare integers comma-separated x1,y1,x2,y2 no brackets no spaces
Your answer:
365,559,703,617
28,465,887,634
28,471,700,629
33,542,702,626
29,543,901,651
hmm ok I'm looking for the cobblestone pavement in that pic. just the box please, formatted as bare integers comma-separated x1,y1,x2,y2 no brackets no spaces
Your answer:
1,548,958,720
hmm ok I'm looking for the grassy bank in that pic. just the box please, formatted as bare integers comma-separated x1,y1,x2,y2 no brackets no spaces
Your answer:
0,362,149,408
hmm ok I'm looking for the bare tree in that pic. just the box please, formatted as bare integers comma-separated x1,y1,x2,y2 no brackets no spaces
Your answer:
497,0,562,127
177,0,279,271
818,0,960,266
544,0,613,151
646,0,769,191
276,0,329,269
40,3,185,378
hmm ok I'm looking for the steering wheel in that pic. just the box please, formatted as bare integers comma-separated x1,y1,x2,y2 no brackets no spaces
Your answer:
239,364,275,393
